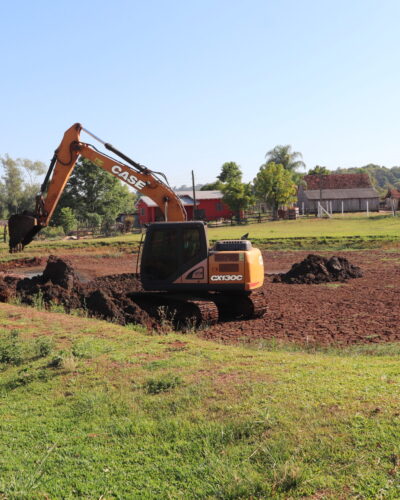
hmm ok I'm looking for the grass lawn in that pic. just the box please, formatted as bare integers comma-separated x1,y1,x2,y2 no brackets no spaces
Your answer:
0,303,400,498
1,213,400,259
208,213,400,240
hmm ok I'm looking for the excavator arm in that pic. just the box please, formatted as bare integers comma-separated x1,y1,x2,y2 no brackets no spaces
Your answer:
8,123,187,252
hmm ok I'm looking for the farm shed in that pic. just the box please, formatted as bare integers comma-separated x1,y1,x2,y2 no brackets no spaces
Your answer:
137,190,233,224
298,174,380,213
384,188,400,210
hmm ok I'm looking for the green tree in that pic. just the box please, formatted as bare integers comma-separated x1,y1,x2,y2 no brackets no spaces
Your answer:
222,181,254,221
265,145,306,173
85,213,102,230
254,162,297,218
200,180,224,191
0,155,46,216
307,165,330,176
53,158,136,226
217,162,242,183
0,155,46,217
59,207,77,234
1,155,24,215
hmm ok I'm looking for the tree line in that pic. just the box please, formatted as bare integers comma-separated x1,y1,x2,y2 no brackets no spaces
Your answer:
202,145,304,218
0,156,136,234
1,147,399,232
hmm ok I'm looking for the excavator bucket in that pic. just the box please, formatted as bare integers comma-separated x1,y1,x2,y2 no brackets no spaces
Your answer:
8,214,42,253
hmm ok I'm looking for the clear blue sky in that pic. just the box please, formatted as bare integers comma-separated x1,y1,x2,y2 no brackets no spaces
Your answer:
1,0,400,186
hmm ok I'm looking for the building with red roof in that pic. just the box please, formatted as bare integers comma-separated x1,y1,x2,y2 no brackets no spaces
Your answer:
137,190,233,225
298,174,380,213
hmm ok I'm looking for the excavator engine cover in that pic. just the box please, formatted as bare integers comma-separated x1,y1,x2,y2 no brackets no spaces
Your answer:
8,214,42,253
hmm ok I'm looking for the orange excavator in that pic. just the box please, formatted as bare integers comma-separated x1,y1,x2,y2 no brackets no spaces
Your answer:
8,123,265,324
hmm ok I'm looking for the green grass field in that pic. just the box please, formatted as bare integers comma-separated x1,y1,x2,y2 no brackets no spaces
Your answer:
1,213,400,259
0,304,400,499
209,213,400,239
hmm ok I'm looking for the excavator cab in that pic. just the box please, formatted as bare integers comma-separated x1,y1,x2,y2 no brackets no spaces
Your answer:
141,222,208,290
140,221,265,294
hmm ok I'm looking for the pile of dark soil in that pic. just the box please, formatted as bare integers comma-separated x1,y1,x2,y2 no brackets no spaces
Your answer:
0,255,156,329
273,254,363,284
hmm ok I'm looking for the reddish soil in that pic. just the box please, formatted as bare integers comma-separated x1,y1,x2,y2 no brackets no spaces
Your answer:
1,250,400,346
202,250,400,345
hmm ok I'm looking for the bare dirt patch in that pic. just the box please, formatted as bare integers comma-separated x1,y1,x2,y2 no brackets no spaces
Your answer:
201,250,400,346
1,250,399,346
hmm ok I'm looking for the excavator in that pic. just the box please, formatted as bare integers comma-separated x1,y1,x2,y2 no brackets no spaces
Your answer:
8,123,265,325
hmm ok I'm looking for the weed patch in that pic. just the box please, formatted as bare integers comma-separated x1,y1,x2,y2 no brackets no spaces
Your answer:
0,330,23,365
144,374,182,394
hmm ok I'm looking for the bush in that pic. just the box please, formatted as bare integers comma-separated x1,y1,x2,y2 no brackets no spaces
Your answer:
0,330,23,365
34,337,54,358
84,212,102,231
144,374,182,394
41,226,65,239
59,207,77,234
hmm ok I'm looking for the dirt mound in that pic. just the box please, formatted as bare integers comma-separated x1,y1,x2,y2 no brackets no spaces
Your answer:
2,256,155,329
273,254,363,284
42,255,77,289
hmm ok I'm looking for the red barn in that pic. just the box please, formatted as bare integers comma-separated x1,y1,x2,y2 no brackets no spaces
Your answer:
137,190,233,225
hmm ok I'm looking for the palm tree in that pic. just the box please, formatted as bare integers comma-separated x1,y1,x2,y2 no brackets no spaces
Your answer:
265,145,306,172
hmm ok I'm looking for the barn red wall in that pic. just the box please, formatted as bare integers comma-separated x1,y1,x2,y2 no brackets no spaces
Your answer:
196,199,232,220
137,198,232,224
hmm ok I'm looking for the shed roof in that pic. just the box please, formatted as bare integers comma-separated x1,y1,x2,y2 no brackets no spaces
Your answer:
138,190,222,207
304,188,379,200
304,173,372,190
385,188,400,199
176,190,223,200
138,195,199,207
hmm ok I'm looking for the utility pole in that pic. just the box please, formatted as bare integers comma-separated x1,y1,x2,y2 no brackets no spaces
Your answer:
192,170,197,220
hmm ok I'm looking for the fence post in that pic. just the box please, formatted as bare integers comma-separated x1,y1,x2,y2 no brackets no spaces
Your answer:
366,200,369,217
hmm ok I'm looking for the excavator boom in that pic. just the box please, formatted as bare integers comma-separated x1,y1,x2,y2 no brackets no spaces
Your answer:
8,123,187,252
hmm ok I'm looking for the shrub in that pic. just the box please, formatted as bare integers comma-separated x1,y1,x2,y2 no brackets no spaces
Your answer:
34,337,54,358
0,330,23,365
59,207,77,234
41,226,65,239
144,374,182,394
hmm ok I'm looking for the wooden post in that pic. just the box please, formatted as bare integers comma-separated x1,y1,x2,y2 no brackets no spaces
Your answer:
366,200,369,217
341,200,344,215
192,170,196,221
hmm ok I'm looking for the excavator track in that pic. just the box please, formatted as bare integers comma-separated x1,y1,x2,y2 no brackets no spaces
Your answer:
127,292,219,329
212,292,267,321
127,290,265,329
